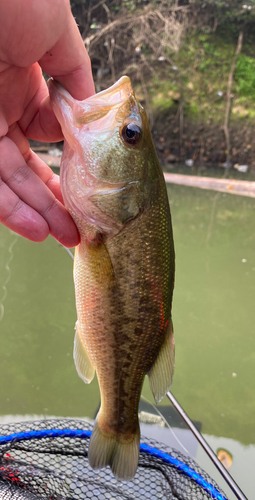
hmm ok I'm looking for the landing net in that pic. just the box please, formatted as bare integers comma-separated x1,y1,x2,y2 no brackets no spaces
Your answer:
0,419,228,500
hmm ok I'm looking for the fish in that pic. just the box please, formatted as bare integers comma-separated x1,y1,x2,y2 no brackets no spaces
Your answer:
49,76,175,481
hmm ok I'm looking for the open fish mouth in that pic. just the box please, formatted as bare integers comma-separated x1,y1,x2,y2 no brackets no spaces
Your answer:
48,76,137,133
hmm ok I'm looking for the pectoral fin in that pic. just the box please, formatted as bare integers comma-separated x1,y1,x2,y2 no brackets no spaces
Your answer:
73,321,95,383
148,319,175,404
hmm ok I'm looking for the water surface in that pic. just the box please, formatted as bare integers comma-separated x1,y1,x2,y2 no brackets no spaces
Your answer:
0,182,254,498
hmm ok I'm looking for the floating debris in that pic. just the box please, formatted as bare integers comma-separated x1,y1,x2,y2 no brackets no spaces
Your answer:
139,411,165,427
185,159,194,167
217,449,233,469
234,164,249,173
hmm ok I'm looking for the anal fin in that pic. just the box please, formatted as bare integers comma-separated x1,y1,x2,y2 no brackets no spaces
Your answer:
73,321,95,383
148,318,175,404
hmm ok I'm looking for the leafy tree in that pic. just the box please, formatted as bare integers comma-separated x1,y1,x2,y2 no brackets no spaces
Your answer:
190,1,255,164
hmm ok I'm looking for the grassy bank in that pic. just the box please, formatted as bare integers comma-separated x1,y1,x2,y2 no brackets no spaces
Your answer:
133,30,255,169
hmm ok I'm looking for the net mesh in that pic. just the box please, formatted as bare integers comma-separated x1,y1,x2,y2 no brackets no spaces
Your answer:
0,419,228,500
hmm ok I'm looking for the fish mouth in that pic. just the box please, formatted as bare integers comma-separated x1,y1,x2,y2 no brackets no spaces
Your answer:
48,76,136,129
86,76,133,104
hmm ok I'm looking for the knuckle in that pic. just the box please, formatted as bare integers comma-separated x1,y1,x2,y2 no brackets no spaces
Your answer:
0,176,24,223
41,197,58,217
1,198,23,224
5,164,31,186
45,172,56,191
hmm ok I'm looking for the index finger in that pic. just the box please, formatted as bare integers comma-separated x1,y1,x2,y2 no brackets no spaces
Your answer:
39,11,95,100
0,136,80,247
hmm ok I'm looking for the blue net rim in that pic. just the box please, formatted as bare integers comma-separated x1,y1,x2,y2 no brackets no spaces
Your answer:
0,427,227,500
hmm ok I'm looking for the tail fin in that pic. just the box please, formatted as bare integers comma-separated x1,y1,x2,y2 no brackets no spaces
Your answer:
88,416,140,481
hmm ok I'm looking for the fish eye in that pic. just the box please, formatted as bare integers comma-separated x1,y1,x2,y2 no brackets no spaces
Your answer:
121,123,142,146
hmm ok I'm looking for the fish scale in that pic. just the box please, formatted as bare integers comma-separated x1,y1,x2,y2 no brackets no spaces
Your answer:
49,75,175,481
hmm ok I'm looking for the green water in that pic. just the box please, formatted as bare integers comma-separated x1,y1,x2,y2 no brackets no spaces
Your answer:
0,182,255,496
169,185,255,445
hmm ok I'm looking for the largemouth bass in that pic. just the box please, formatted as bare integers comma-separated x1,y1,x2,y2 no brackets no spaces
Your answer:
49,76,175,481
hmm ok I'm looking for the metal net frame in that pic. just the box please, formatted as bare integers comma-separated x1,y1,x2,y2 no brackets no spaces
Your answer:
0,419,229,500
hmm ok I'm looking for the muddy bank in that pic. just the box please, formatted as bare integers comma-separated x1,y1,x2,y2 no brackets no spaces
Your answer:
152,117,255,171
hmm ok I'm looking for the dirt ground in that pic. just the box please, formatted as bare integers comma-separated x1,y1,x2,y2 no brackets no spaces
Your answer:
152,116,255,171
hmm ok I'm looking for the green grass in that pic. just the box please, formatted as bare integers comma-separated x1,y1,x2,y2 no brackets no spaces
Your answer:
141,30,255,125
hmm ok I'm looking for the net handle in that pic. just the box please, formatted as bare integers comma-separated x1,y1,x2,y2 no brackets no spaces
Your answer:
166,391,248,500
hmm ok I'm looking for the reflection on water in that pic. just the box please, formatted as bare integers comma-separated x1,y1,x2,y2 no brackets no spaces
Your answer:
0,182,255,498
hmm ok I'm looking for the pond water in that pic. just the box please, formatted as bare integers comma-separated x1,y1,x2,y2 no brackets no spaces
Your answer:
0,180,254,499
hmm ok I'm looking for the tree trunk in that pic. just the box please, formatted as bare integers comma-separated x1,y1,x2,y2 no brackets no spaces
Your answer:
223,30,243,167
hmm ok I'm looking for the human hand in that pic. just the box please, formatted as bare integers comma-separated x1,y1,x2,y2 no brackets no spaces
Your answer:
0,0,95,247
